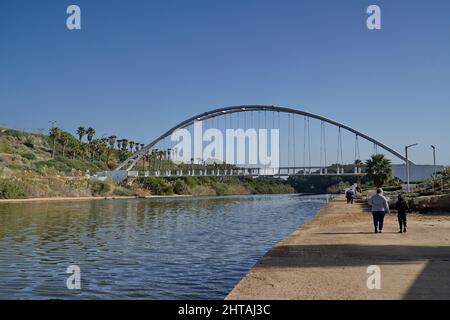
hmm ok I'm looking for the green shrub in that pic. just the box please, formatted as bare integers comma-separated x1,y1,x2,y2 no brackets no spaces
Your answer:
183,176,198,188
4,129,25,139
22,152,37,160
141,177,174,195
24,139,34,149
34,159,70,172
172,179,190,195
0,179,27,199
0,142,13,153
213,182,231,195
90,180,113,196
383,185,402,192
326,181,350,194
113,186,135,196
57,157,101,173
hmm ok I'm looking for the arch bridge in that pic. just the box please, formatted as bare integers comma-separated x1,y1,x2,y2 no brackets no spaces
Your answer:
101,105,410,181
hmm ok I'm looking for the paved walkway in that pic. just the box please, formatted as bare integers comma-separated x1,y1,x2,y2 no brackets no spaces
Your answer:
227,196,450,299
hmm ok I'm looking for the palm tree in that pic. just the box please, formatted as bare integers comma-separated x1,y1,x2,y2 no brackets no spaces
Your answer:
108,135,117,149
49,127,61,158
59,132,71,157
365,154,392,188
129,141,135,152
99,139,108,162
86,127,95,143
121,139,129,152
105,135,117,167
354,159,364,173
90,139,101,162
80,143,89,160
69,141,80,159
76,126,86,142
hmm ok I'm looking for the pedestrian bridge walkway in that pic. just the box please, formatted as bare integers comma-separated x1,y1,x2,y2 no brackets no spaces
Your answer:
123,166,365,179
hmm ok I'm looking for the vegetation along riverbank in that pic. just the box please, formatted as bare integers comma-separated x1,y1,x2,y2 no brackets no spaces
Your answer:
0,127,293,199
1,127,449,210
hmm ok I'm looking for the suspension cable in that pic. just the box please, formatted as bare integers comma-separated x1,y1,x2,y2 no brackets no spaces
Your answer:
324,121,327,167
303,116,307,168
307,117,311,168
287,113,291,168
355,134,360,161
320,121,324,167
337,127,343,168
293,114,296,168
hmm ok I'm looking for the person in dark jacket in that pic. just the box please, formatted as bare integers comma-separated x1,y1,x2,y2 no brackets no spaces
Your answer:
395,194,409,233
346,189,354,204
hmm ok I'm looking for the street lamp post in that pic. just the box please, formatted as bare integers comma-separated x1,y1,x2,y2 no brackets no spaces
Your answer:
431,145,436,176
431,145,436,191
405,143,418,192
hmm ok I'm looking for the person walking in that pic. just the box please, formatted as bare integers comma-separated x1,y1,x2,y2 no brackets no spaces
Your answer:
346,189,355,204
395,194,409,233
368,188,390,233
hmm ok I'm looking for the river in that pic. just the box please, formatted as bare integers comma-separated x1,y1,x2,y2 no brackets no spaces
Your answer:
0,194,327,299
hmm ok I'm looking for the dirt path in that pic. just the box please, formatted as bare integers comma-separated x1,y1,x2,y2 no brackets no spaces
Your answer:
226,196,450,300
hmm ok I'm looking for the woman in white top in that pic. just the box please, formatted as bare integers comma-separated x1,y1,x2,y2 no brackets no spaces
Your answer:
368,188,390,233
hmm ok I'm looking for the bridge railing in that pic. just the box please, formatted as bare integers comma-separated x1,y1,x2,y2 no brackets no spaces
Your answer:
126,165,365,178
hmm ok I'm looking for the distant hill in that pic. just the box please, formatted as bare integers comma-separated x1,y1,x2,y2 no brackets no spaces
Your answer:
0,128,106,175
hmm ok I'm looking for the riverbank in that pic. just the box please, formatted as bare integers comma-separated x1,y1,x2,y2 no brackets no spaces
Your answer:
226,196,450,299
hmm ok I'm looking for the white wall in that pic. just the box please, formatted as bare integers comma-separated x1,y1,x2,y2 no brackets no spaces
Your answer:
392,164,445,182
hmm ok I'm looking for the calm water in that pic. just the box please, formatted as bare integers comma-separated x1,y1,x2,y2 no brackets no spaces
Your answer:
0,194,326,299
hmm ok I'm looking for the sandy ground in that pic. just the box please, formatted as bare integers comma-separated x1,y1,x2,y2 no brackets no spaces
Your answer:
0,194,192,203
226,196,450,300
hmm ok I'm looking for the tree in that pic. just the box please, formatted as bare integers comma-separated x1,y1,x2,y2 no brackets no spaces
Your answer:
355,159,364,167
365,154,392,188
76,126,86,142
49,127,61,158
80,143,89,160
59,132,71,157
106,135,117,167
86,127,95,143
129,141,135,152
121,139,129,151
108,135,117,149
69,141,80,159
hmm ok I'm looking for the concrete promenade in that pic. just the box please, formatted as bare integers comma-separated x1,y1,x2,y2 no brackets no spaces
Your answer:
227,196,450,299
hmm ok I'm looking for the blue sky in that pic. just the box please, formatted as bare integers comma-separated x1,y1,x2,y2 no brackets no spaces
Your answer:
1,0,449,165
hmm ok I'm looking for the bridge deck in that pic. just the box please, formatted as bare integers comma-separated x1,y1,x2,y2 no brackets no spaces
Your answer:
125,167,365,178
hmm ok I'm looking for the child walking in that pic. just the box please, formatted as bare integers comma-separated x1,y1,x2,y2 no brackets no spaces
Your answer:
395,194,409,233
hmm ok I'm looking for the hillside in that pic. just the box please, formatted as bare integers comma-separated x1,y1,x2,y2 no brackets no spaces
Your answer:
0,128,107,174
0,128,293,199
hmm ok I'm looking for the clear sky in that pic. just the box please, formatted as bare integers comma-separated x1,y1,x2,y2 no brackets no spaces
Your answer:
1,0,449,165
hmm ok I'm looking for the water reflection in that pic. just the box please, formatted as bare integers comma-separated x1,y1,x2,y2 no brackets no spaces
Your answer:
0,194,326,299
